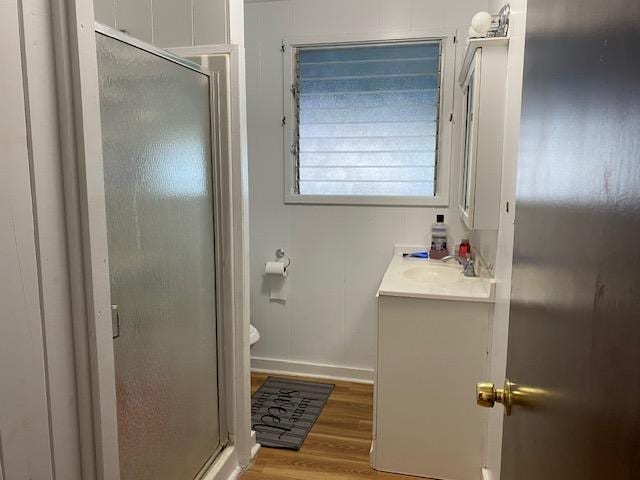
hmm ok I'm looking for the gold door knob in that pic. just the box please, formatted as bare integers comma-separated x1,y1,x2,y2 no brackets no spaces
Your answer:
476,379,512,416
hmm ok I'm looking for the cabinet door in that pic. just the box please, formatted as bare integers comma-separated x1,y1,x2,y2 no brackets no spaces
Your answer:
460,52,482,229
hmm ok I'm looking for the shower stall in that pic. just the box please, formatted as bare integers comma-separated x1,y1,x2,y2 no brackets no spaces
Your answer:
96,26,225,480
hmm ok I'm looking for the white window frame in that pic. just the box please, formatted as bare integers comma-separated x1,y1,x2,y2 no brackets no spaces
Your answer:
282,30,457,206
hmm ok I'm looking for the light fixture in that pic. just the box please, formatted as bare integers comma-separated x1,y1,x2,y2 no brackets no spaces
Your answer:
471,11,492,36
468,4,510,39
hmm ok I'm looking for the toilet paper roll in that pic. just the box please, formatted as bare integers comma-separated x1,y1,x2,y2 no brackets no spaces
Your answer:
265,261,287,276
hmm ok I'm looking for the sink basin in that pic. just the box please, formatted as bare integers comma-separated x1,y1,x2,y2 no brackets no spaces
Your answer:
377,255,495,302
403,265,462,284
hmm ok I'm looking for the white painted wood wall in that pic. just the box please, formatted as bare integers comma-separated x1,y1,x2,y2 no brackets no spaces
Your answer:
94,0,228,47
1,0,94,476
246,0,492,381
1,3,55,477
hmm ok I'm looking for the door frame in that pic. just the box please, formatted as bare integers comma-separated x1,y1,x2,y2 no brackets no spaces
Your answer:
51,2,120,478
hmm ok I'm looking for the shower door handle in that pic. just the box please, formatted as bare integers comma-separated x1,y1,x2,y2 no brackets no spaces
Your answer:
111,304,120,339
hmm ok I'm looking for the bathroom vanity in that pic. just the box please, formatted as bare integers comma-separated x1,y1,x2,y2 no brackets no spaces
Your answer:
371,255,495,480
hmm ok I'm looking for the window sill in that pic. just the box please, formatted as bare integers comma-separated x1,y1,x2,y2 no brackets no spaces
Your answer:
284,194,449,207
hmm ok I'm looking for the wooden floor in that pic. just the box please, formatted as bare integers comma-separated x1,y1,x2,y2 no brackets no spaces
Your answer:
243,372,418,480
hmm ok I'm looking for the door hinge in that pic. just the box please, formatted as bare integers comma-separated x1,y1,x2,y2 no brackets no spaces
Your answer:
281,44,285,53
282,116,286,127
449,113,454,122
453,36,457,44
290,84,297,97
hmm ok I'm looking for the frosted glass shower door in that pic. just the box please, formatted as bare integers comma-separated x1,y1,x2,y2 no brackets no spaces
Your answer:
96,30,221,480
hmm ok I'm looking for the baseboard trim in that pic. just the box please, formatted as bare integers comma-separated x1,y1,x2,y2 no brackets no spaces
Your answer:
251,357,374,384
199,446,241,480
250,430,261,459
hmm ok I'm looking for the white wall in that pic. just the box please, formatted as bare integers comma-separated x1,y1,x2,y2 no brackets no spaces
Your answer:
1,4,54,477
488,0,507,13
245,0,491,380
1,0,91,476
94,0,228,46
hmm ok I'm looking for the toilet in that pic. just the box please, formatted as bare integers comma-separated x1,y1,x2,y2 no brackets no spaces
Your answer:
249,324,260,347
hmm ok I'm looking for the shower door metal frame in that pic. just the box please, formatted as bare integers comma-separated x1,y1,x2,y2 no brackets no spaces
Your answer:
95,23,229,474
168,43,256,468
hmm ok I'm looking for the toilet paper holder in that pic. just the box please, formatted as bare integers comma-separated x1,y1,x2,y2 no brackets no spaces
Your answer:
275,248,291,270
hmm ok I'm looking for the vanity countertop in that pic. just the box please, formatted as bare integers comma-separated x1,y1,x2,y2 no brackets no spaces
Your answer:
377,255,495,303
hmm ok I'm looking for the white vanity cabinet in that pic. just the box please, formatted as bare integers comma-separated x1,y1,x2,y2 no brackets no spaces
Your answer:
371,252,495,480
371,256,495,480
459,38,509,230
372,295,491,480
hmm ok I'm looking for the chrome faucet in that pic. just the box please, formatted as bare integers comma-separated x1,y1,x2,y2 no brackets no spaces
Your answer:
441,255,477,277
441,255,464,265
463,258,476,277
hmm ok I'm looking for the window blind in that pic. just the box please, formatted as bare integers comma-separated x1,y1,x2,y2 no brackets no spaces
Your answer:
295,41,442,197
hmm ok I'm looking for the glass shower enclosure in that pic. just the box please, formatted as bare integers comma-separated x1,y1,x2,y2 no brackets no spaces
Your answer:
96,26,224,480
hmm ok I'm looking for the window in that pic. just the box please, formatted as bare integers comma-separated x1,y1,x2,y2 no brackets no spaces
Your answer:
283,33,455,205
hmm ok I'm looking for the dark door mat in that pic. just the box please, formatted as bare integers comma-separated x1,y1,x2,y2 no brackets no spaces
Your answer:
251,376,334,450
